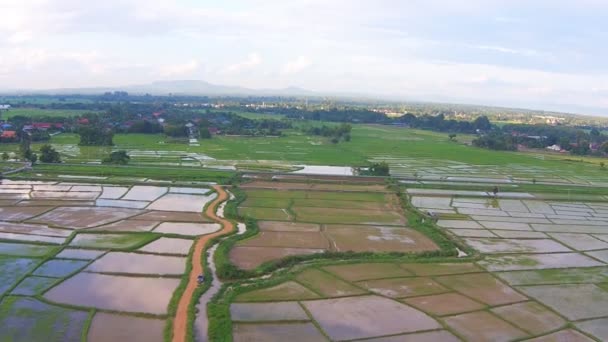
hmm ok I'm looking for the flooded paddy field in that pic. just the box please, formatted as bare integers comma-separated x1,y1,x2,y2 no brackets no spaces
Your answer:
230,180,438,269
0,180,219,340
210,179,608,341
225,259,607,341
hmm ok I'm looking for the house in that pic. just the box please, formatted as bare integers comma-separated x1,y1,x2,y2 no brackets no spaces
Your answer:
32,122,52,130
546,144,562,152
0,105,10,110
1,131,17,139
77,118,90,125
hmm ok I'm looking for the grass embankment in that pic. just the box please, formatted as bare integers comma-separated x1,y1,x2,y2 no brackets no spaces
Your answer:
21,164,237,184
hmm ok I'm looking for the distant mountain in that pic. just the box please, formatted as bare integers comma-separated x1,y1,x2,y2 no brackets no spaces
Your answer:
5,80,318,97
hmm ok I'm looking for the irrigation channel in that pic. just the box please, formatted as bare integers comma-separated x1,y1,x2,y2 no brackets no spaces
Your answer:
172,186,246,342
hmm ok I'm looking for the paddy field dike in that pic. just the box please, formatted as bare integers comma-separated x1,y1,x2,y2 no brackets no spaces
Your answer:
207,176,608,342
2,171,608,341
0,180,220,341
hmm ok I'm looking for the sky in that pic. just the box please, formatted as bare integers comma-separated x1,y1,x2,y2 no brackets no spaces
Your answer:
1,0,608,115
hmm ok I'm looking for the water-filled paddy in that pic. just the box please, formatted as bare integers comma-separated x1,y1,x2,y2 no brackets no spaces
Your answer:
45,272,180,314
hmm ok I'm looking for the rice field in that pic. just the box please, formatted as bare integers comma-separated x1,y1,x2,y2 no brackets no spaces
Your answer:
0,180,219,340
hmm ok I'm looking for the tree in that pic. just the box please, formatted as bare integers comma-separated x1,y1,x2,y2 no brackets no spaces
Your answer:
473,116,492,131
79,126,114,146
590,128,601,142
102,150,130,165
39,144,61,163
199,127,212,139
27,153,37,165
368,162,390,176
164,124,188,137
1,152,8,161
448,133,457,141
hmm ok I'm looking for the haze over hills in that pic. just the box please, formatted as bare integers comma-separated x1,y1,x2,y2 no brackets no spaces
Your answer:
3,80,318,98
1,79,607,118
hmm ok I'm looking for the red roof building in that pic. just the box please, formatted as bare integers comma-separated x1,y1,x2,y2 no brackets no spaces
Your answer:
1,131,17,139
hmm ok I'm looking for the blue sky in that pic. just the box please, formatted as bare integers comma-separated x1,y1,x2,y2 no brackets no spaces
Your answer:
1,0,607,115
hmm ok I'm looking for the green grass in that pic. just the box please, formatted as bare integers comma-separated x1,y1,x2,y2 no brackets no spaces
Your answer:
25,164,236,184
1,108,97,119
69,233,158,249
238,207,291,221
245,189,386,202
2,123,606,184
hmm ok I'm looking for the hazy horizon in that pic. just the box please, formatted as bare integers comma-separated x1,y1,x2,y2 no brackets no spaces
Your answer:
1,1,608,116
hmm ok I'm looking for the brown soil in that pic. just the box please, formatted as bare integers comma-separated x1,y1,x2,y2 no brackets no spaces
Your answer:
171,185,233,342
241,181,387,192
0,206,53,221
88,313,165,342
258,221,320,232
232,322,326,342
132,211,212,223
444,311,528,342
238,231,330,249
399,263,483,276
229,246,325,270
403,292,486,316
323,263,413,282
491,301,566,335
357,277,448,298
435,273,528,306
324,225,438,253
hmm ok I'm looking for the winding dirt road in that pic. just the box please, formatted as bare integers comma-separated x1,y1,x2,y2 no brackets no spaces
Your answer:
172,185,234,342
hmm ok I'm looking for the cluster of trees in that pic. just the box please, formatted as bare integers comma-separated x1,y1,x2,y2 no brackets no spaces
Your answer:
39,145,61,163
398,114,492,133
472,133,517,151
303,123,352,143
78,126,114,146
102,150,130,165
127,120,163,134
358,162,390,176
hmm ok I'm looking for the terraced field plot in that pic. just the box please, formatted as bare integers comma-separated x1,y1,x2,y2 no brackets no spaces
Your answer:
228,261,600,341
0,180,216,340
231,181,438,269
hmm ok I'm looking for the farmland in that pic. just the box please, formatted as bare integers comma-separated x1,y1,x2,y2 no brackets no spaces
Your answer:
2,123,608,184
206,181,608,341
2,114,608,341
0,180,221,341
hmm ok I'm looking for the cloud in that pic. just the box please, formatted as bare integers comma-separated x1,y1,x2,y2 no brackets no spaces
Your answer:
222,53,262,74
282,56,312,74
160,60,200,77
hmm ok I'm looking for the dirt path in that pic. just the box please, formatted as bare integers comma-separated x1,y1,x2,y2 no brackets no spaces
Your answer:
172,185,233,342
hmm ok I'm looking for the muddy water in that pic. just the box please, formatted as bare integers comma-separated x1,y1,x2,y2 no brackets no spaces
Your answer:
148,193,216,212
45,273,180,314
153,222,220,236
99,186,129,199
0,222,71,237
0,206,52,221
138,237,193,255
302,295,441,341
86,252,186,275
122,186,168,201
31,207,143,228
88,312,165,342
